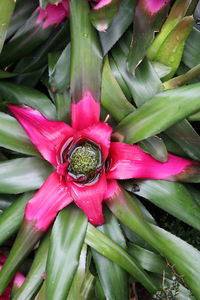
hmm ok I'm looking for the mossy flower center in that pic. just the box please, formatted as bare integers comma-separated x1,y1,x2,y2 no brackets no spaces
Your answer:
68,142,100,177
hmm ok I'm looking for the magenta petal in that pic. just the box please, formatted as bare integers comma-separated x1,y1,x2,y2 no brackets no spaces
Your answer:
72,92,100,130
142,0,171,14
13,273,25,288
79,122,112,161
94,0,112,9
36,0,69,29
104,179,120,200
107,142,193,180
25,171,73,231
67,173,107,225
9,105,74,166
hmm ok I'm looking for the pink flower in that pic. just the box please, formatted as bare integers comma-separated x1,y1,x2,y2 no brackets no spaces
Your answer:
36,0,69,29
140,0,171,14
0,254,25,299
9,93,199,230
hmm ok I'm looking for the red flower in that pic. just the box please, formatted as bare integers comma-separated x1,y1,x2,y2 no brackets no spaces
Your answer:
9,93,199,230
0,254,25,300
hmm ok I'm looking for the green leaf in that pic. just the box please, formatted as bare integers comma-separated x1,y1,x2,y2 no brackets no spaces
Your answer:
165,119,200,161
0,11,54,67
86,224,159,294
0,192,34,245
127,1,170,72
0,194,15,212
50,91,71,123
155,16,194,80
101,56,134,122
6,1,37,39
0,81,56,120
69,0,102,103
99,0,136,55
115,83,200,144
14,22,69,74
90,0,120,32
0,0,15,53
112,37,163,107
106,187,200,299
183,26,200,68
0,70,16,78
46,205,88,300
13,232,50,300
67,244,88,300
147,0,192,60
48,44,70,92
128,243,170,275
134,179,200,231
0,112,39,156
138,136,168,162
0,157,53,194
91,209,129,300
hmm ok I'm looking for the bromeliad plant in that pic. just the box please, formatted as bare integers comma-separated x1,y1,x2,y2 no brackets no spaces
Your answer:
1,0,200,299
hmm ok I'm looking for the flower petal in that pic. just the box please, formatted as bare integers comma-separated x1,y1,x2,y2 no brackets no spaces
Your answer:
13,273,25,288
71,92,100,130
104,179,120,199
143,0,171,14
94,0,112,9
107,142,197,181
36,0,69,29
67,173,107,225
25,171,73,231
9,105,74,166
78,122,112,161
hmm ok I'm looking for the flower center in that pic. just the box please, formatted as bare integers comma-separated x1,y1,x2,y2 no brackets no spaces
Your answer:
68,142,101,178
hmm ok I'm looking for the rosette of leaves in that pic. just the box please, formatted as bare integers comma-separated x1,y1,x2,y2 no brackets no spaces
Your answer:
1,0,200,299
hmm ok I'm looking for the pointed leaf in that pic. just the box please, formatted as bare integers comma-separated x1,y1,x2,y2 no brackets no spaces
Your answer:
0,0,15,53
0,81,56,120
127,0,171,72
99,0,136,55
91,209,129,300
155,16,194,80
46,205,88,300
115,83,200,144
0,192,34,245
13,233,50,300
0,112,39,156
147,0,192,60
106,185,200,299
86,224,158,294
133,179,200,231
90,0,120,32
0,157,53,194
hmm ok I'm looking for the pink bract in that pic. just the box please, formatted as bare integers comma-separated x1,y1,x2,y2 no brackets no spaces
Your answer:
36,0,69,29
9,93,199,230
142,0,171,14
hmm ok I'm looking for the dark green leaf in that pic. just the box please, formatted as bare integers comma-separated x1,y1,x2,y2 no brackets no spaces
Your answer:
183,26,200,68
99,0,136,55
0,81,56,120
134,179,200,231
165,119,200,161
48,44,70,92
